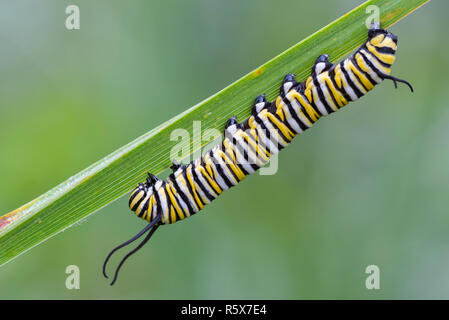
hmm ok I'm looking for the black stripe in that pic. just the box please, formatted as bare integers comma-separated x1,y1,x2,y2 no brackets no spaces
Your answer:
210,150,233,188
282,96,309,130
351,55,376,88
304,79,322,117
199,158,223,197
158,186,173,223
233,136,259,171
240,122,270,164
329,66,351,103
138,199,149,218
171,176,195,216
131,192,144,212
358,50,385,80
182,167,203,210
152,185,162,221
254,113,271,142
312,76,334,114
129,189,139,208
166,184,184,222
266,113,291,144
345,58,369,92
247,124,272,157
245,128,270,159
254,113,284,151
224,140,249,176
277,105,298,134
340,61,363,99
373,45,395,55
323,79,340,110
362,44,391,68
293,96,315,125
220,152,241,183
191,163,215,201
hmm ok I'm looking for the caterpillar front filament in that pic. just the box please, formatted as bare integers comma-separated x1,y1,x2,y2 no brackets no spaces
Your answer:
103,24,413,285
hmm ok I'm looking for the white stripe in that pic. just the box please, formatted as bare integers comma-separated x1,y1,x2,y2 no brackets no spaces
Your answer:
212,151,238,186
278,98,304,132
318,75,338,112
187,165,210,205
344,60,367,94
339,68,358,101
233,131,264,167
157,186,169,224
174,170,199,212
205,152,229,191
311,85,329,115
254,124,279,156
359,50,384,82
285,94,312,128
194,164,218,198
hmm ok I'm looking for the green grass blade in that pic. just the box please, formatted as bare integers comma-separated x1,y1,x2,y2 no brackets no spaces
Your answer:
0,0,429,267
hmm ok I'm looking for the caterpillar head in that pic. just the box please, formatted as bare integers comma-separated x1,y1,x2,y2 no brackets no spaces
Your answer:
367,23,414,93
128,182,149,213
368,24,398,50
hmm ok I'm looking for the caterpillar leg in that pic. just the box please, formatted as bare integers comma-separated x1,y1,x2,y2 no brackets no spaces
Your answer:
225,115,238,129
280,74,298,97
311,54,333,77
170,159,182,172
146,172,159,186
252,94,270,115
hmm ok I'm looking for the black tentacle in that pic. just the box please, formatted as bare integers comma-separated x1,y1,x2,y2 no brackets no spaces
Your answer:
109,224,160,286
383,74,414,92
103,215,161,280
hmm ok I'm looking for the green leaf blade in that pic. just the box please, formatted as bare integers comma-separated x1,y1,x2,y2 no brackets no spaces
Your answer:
0,0,430,266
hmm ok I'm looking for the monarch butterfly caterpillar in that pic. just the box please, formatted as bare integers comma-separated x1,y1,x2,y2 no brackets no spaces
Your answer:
103,24,413,285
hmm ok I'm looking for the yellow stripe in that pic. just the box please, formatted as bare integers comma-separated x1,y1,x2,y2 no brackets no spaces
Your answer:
346,60,374,90
322,75,347,107
217,149,246,181
366,42,395,65
177,173,199,211
304,77,313,101
222,138,236,163
170,184,190,218
237,131,270,162
275,96,285,121
266,112,294,141
343,61,367,94
186,167,204,210
198,164,222,195
202,154,223,194
166,183,185,220
288,90,320,122
334,64,343,88
130,191,144,209
257,111,290,147
145,196,155,222
247,116,257,129
170,206,176,224
355,53,375,77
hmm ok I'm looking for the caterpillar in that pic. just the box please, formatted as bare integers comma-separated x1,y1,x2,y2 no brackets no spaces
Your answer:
103,24,413,285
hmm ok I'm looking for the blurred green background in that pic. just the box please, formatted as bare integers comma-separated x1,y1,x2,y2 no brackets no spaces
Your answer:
0,0,444,299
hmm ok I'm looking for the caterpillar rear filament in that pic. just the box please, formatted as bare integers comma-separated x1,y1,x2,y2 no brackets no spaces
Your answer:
103,24,413,285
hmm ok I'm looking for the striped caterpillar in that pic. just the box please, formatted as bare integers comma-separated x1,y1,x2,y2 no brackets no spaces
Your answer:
103,24,413,285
